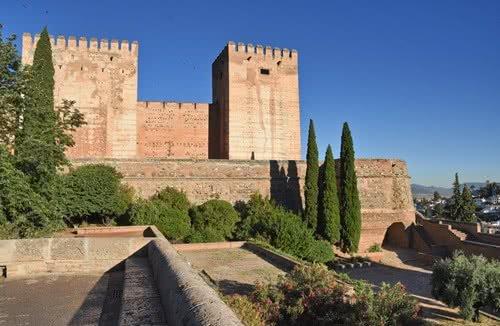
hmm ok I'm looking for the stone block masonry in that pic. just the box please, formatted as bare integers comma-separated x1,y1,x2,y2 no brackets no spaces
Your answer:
72,158,415,252
22,33,139,159
22,34,300,161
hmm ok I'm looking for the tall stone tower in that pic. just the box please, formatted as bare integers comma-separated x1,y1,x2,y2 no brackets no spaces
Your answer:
22,33,138,159
210,42,301,160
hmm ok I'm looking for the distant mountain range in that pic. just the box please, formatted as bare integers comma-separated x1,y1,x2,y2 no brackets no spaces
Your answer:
411,182,494,199
411,184,452,199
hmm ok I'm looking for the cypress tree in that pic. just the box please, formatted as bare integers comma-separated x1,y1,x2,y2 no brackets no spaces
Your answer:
15,27,60,187
339,122,361,253
304,119,319,230
449,173,463,220
317,145,341,243
460,185,476,222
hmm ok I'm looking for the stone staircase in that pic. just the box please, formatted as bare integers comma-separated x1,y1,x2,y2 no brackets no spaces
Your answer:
449,228,467,241
119,257,167,325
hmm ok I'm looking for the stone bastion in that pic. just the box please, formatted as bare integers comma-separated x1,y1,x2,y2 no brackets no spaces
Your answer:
71,158,416,252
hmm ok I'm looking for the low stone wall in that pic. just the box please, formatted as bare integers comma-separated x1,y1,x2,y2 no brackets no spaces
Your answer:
0,226,163,278
147,239,243,326
417,217,500,260
173,241,245,252
0,237,150,277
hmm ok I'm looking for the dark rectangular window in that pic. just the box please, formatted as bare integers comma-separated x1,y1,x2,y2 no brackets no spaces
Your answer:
260,68,270,75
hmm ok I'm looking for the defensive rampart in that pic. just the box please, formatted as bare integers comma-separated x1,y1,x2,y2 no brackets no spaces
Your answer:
72,158,415,252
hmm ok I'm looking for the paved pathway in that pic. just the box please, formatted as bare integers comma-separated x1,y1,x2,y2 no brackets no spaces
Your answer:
0,274,110,325
181,248,286,295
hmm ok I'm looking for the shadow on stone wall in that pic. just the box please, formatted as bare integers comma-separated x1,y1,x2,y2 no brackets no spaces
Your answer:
270,160,302,213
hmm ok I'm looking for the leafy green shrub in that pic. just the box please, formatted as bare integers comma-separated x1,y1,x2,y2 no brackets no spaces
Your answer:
247,264,423,326
272,213,333,263
62,164,133,225
234,193,277,240
252,264,363,325
368,243,382,253
356,282,421,326
235,193,333,263
129,199,190,241
431,251,500,321
150,186,191,211
0,146,62,238
187,199,240,243
224,295,266,326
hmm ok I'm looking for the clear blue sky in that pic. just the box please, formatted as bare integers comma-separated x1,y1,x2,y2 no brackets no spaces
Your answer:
2,0,499,187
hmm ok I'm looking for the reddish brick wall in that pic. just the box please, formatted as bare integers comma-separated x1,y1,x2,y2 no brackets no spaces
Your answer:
136,102,209,159
72,158,415,252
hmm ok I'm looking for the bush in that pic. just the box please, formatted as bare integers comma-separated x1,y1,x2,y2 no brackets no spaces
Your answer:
129,199,190,241
431,251,500,321
224,295,266,326
62,164,133,225
150,186,191,211
272,212,333,263
187,199,240,243
245,264,423,326
235,193,333,263
356,282,420,326
368,243,382,253
0,146,62,238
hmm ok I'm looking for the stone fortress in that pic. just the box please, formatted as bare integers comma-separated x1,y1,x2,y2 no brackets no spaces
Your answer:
22,34,300,160
22,33,415,251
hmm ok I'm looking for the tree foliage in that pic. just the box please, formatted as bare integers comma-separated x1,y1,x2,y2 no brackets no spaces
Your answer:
339,122,362,253
479,181,500,199
317,144,341,243
62,164,133,225
188,199,240,242
449,173,463,220
304,119,319,230
237,264,422,326
0,145,61,238
150,186,191,211
431,251,500,321
447,173,476,222
129,199,191,241
0,26,85,238
5,27,85,189
235,193,334,263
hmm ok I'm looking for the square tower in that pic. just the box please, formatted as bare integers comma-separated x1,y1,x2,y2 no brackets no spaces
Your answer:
210,42,301,160
22,33,139,159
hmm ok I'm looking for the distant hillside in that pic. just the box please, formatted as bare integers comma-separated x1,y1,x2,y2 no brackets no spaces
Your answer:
412,182,497,199
411,184,452,199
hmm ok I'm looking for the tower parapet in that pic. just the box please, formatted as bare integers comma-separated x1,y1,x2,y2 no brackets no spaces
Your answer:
227,41,298,62
22,33,138,59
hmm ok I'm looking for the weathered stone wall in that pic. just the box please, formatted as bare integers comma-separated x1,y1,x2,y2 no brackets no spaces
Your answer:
22,33,139,159
212,42,301,160
137,101,209,159
72,158,415,251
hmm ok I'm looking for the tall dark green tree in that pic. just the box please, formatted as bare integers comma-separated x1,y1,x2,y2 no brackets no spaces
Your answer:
339,122,361,253
460,185,476,222
304,119,319,230
317,145,340,243
14,27,84,189
449,173,463,220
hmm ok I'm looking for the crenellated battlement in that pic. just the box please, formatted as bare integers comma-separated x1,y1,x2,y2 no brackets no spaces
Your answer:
22,32,138,55
227,41,297,60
